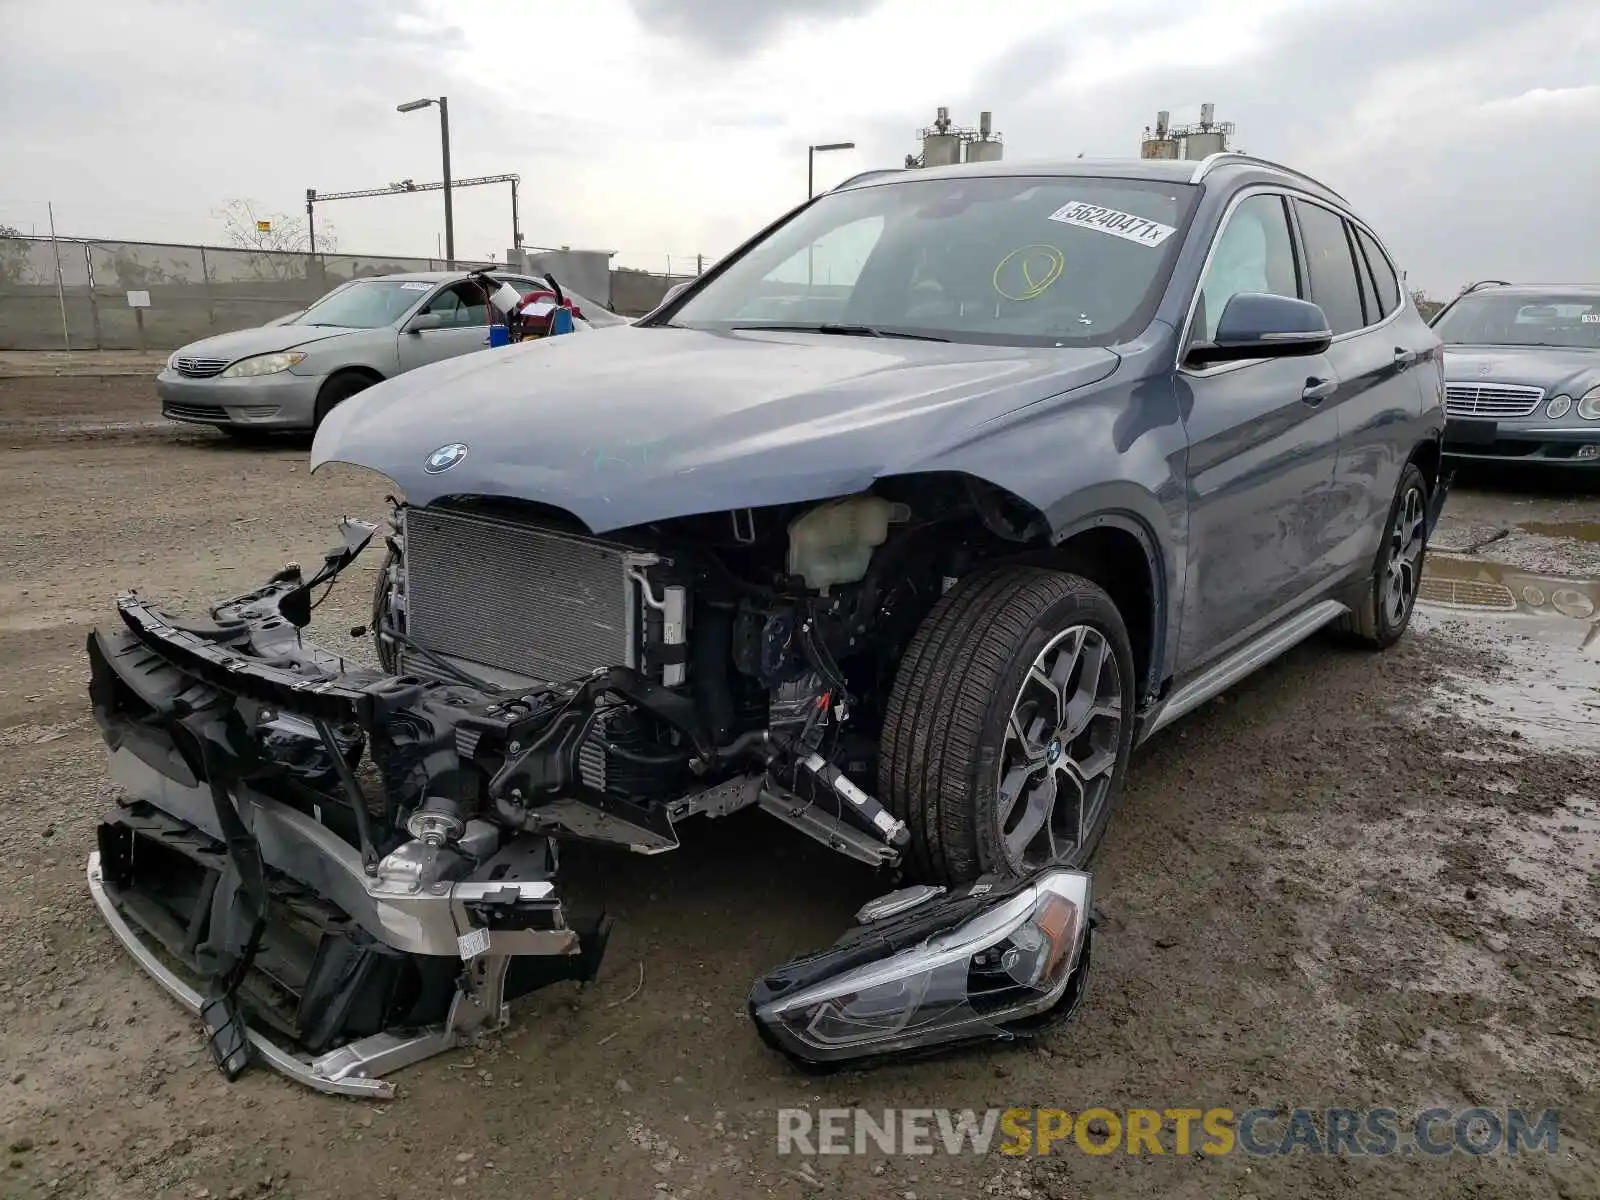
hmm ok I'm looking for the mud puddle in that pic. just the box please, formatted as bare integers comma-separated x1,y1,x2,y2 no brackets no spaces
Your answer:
1518,519,1600,543
1410,552,1600,749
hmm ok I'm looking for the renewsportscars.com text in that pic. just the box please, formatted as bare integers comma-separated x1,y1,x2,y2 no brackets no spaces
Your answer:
776,1106,1560,1158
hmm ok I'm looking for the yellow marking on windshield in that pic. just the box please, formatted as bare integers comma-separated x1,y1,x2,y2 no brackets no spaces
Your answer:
993,244,1065,302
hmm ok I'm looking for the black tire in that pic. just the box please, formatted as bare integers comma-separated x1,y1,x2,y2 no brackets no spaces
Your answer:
314,371,377,428
878,565,1138,887
1334,462,1430,649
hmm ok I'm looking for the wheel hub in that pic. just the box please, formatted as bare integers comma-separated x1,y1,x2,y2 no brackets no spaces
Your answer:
1385,484,1427,627
994,625,1123,873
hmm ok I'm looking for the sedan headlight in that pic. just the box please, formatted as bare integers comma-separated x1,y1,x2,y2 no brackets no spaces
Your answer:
749,869,1093,1067
219,351,306,379
166,350,180,370
1579,386,1600,421
1547,394,1574,420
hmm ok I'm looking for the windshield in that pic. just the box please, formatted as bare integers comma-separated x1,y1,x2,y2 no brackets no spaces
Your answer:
294,279,435,329
1433,292,1600,349
665,174,1200,346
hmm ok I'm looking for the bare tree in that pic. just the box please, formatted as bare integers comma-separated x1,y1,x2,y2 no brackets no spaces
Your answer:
0,223,45,287
212,200,339,283
212,199,337,254
1410,288,1443,320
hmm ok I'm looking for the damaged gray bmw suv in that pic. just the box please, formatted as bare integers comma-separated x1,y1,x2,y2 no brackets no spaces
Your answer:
84,153,1448,1094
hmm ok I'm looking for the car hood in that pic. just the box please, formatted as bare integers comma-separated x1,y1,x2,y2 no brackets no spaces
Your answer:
311,325,1120,531
174,324,368,362
1443,345,1600,397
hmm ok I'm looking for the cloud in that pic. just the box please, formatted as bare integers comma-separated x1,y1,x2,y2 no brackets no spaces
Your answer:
624,0,886,58
872,0,1600,294
0,0,1596,290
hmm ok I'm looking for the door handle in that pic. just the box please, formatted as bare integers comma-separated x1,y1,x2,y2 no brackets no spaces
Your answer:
1301,376,1337,404
1393,347,1417,366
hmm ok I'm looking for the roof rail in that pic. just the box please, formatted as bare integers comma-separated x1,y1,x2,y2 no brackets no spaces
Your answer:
1462,279,1512,293
831,168,904,191
1187,152,1345,200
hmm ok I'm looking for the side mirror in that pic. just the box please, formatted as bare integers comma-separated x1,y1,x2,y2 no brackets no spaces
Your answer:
1185,293,1333,367
405,311,448,333
662,281,690,305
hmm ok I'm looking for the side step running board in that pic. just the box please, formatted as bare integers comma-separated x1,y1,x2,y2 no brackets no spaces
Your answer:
1147,599,1348,735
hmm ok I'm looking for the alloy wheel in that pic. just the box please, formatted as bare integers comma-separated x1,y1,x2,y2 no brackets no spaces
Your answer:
1385,483,1427,626
995,625,1124,872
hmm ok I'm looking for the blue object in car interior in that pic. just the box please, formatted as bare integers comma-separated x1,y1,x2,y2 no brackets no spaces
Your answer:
550,307,575,336
487,324,511,348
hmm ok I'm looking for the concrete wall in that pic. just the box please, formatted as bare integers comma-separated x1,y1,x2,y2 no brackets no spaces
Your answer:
506,248,615,310
610,269,697,317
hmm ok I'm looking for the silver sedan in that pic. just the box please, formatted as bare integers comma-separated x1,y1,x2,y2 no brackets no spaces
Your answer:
156,270,621,438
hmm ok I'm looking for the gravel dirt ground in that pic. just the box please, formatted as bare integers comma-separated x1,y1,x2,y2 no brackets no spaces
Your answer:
1,377,1597,1200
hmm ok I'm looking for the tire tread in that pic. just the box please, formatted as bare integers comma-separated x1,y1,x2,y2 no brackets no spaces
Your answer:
879,565,1131,886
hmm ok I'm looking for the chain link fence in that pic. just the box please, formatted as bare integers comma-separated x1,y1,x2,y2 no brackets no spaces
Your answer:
0,236,704,350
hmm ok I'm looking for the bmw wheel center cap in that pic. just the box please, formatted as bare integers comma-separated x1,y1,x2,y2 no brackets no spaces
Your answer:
424,443,468,474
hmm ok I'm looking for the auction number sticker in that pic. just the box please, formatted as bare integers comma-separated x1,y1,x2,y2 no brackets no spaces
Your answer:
1047,201,1176,248
400,281,433,291
457,927,491,960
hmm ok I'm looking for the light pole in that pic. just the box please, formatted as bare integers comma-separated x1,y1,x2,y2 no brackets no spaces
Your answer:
807,141,856,199
806,141,855,287
397,96,454,263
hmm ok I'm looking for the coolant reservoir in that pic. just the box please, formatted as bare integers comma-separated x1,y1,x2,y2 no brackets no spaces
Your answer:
786,495,907,593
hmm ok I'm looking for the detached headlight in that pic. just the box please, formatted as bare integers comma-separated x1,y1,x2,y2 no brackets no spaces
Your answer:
1579,386,1600,421
1547,395,1574,420
219,351,306,379
749,869,1093,1067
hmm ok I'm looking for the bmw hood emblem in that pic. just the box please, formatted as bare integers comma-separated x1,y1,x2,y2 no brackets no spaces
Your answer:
424,443,468,474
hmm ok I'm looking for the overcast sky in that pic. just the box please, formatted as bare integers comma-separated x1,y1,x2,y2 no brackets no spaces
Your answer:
2,0,1596,293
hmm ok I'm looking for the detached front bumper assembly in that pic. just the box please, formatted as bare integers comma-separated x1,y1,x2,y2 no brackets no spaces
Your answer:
86,850,538,1099
81,523,1096,1096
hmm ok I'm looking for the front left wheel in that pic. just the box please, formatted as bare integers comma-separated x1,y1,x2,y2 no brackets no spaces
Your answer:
313,371,377,429
879,565,1138,887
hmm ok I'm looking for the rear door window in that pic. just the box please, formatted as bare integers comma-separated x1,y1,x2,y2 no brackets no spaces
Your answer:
1293,199,1367,336
427,281,490,326
1354,227,1401,319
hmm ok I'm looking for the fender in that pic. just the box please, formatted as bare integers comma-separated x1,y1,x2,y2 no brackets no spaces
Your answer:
1049,500,1174,705
911,337,1191,704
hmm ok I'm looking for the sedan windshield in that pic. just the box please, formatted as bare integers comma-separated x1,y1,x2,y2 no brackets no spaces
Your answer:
294,280,434,329
666,174,1200,346
1433,293,1600,349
